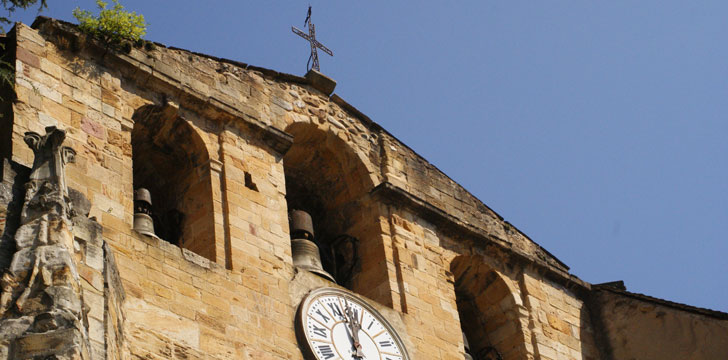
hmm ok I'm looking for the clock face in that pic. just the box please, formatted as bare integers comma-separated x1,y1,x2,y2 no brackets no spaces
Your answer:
297,288,410,360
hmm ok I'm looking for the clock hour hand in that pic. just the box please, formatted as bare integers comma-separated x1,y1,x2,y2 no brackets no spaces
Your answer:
344,300,365,359
351,319,364,358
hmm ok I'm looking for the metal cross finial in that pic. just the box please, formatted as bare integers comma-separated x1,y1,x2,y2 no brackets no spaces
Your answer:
292,6,333,72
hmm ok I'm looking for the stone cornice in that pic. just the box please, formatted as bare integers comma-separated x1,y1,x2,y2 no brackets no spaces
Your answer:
592,285,728,321
371,181,590,291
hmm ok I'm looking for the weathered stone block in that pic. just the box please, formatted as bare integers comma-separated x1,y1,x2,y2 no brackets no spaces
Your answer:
84,244,103,271
79,265,103,291
72,216,102,246
8,244,78,282
44,286,82,314
87,316,104,344
0,317,33,340
16,47,40,69
305,70,336,96
181,248,211,269
7,247,35,277
125,297,201,348
13,328,87,359
68,188,91,217
13,215,48,249
30,310,79,333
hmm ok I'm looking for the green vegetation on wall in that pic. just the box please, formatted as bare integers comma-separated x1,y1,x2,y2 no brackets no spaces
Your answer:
73,0,147,48
0,0,47,32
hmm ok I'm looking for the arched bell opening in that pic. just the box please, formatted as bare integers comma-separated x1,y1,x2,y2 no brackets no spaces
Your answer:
451,255,527,360
131,104,216,261
283,122,389,304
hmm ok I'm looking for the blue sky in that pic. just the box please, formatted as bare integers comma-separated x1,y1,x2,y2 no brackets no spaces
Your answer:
10,1,727,311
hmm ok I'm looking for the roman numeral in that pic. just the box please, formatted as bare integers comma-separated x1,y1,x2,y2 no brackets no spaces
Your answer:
327,303,343,319
315,309,330,323
351,308,359,321
379,340,393,348
311,324,327,338
318,344,335,359
367,320,374,330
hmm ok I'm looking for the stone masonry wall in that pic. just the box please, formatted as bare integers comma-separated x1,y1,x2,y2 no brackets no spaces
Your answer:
6,21,300,358
591,287,728,360
380,206,601,360
521,272,598,360
0,18,620,360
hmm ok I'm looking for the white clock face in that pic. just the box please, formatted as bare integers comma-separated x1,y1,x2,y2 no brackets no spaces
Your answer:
298,288,408,360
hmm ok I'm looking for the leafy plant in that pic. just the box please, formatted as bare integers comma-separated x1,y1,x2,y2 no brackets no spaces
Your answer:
0,0,47,32
73,0,146,48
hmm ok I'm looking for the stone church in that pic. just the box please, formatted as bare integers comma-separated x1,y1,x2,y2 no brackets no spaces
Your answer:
0,17,726,359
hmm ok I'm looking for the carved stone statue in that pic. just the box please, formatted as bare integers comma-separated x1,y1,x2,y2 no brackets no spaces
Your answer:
0,126,91,359
21,126,76,222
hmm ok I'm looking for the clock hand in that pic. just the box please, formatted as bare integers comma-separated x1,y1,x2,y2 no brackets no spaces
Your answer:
351,314,363,356
342,301,358,353
343,320,356,347
344,300,365,359
343,320,363,359
351,321,364,358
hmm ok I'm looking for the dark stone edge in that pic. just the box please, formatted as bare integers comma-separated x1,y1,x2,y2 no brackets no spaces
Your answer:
592,284,728,320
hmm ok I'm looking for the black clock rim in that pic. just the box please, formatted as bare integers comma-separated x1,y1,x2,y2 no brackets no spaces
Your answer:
295,287,411,360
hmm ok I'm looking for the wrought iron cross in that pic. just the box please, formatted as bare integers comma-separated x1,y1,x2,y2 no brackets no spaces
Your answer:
292,7,333,71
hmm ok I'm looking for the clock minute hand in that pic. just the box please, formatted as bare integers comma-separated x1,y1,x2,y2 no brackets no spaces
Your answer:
345,300,365,359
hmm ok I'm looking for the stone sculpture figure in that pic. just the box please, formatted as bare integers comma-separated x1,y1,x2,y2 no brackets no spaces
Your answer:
0,126,90,359
21,126,77,222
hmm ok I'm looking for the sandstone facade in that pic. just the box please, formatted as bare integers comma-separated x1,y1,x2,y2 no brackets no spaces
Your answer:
0,18,725,359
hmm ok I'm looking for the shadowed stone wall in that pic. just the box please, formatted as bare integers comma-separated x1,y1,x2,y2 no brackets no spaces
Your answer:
591,287,728,360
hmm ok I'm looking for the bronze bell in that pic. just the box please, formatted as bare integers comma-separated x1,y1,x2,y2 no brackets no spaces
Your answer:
133,188,157,238
290,210,335,282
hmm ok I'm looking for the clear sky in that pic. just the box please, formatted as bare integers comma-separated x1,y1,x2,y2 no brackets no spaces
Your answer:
10,1,727,311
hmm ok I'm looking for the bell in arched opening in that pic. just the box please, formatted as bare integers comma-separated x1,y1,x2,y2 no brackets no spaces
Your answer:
133,188,157,238
290,209,334,282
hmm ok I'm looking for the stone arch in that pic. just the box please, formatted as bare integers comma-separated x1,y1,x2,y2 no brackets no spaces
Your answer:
284,122,377,197
451,255,530,360
283,122,390,303
131,104,217,261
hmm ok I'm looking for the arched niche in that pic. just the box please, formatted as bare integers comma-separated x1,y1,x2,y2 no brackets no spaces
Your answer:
283,122,390,304
451,255,529,360
131,104,216,261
